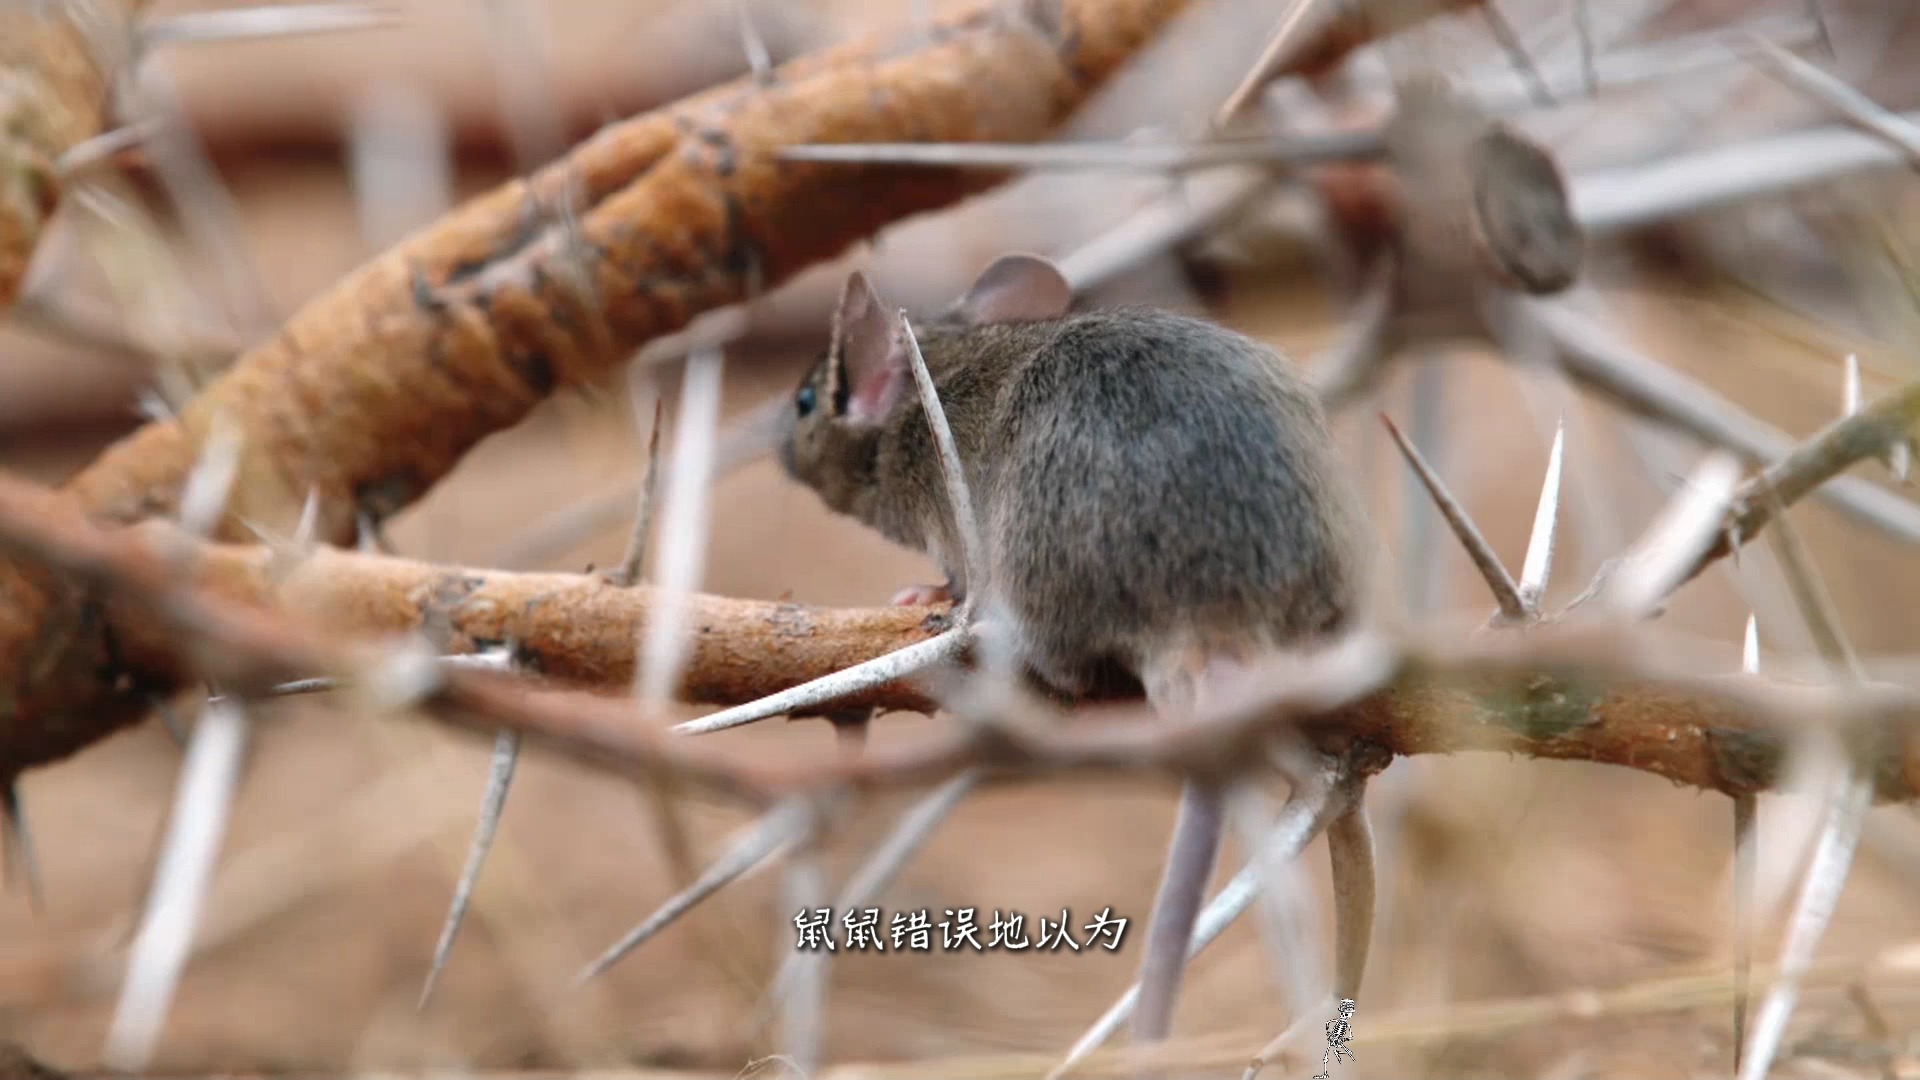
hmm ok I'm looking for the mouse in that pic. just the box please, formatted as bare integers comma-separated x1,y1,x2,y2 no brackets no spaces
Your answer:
775,251,1372,1049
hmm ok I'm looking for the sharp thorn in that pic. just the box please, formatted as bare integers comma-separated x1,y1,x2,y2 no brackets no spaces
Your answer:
575,800,808,984
1518,417,1566,612
1736,769,1872,1080
1843,354,1862,418
1733,790,1757,1074
419,729,520,1010
1379,414,1528,620
1050,762,1345,1079
672,626,972,735
104,698,250,1071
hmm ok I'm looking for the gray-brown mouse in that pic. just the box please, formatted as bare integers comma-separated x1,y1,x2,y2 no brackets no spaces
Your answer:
776,252,1371,708
776,253,1375,1050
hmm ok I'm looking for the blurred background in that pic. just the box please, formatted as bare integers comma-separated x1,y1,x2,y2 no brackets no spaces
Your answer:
4,1,1920,1077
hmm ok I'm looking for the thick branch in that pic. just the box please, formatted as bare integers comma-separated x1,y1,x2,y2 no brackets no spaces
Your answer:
63,0,1197,539
1,471,1916,803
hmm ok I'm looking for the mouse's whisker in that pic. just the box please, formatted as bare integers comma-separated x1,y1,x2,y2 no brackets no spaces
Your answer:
576,797,811,985
1381,413,1527,620
672,626,972,736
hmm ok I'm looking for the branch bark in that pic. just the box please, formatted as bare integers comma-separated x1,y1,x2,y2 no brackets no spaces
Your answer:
2,468,1917,805
3,0,1476,780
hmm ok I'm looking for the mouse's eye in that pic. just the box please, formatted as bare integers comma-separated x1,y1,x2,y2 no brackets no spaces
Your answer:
795,384,817,418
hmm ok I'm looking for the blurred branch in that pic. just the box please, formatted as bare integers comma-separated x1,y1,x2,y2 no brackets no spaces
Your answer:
0,469,1916,804
0,0,141,310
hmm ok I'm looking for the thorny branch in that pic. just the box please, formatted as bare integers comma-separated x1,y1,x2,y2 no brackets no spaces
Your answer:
0,0,1465,779
0,469,1917,804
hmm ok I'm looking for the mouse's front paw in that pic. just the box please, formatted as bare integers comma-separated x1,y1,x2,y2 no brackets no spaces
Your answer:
890,582,955,607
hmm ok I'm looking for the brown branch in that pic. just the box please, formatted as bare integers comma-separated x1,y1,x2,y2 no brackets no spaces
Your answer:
2,0,1477,782
0,1,141,310
62,0,1202,540
1,469,1916,804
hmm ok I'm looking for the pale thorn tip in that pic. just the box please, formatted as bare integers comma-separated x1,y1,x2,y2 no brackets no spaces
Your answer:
1843,354,1861,417
576,800,809,984
419,727,521,1009
1742,614,1760,674
1519,417,1566,610
178,414,243,540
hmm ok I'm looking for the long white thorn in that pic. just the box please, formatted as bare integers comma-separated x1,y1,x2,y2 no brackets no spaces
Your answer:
1843,354,1863,418
672,627,972,735
1048,765,1344,1079
757,770,981,1020
576,800,808,984
776,845,829,1077
141,4,398,47
637,348,726,708
1744,31,1920,163
1602,451,1744,617
418,728,520,1009
1225,784,1323,1014
899,315,984,605
1214,0,1321,128
1518,419,1566,612
104,697,250,1071
1737,768,1873,1080
1733,612,1760,1074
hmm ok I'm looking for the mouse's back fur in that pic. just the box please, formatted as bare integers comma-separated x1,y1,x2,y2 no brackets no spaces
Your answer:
778,257,1369,698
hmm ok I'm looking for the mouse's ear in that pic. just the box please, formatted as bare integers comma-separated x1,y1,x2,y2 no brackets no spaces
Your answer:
954,253,1072,324
827,270,909,424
